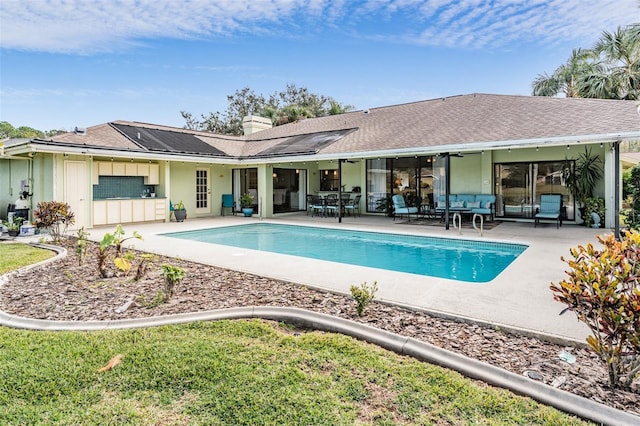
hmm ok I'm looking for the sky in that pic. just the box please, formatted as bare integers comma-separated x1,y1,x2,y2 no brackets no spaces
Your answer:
1,0,639,133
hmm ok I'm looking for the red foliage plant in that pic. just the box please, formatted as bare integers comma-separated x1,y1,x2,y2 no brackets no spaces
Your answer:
551,231,640,388
32,201,75,243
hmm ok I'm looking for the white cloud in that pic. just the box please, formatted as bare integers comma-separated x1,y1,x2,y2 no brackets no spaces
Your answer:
0,0,638,53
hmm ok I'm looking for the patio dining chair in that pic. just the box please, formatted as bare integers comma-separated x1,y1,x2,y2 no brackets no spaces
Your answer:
310,195,326,217
324,194,339,217
344,194,362,217
305,194,314,215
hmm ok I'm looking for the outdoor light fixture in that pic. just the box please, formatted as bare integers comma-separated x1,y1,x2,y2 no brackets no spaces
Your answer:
567,145,570,150
536,147,539,152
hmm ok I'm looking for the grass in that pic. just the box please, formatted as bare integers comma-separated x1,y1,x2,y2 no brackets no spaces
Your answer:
0,321,590,425
0,242,55,274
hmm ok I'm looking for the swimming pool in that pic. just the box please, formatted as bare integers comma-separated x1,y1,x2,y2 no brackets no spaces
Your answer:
162,223,527,283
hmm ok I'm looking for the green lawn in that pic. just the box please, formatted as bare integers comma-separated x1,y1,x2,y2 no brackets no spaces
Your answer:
0,321,589,425
0,242,54,274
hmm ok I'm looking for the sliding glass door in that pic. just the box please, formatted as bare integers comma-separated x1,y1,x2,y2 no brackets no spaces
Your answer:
273,168,307,213
494,161,574,220
366,157,434,213
233,168,258,214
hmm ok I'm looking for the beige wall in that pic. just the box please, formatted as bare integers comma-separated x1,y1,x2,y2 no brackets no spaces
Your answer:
168,161,232,218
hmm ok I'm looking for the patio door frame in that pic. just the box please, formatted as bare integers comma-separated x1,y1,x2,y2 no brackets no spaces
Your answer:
195,167,210,215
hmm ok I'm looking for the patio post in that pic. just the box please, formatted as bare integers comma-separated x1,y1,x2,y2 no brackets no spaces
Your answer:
614,140,621,240
338,159,343,223
445,153,451,230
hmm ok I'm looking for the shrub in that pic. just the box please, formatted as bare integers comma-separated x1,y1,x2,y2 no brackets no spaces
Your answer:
350,281,379,316
550,232,640,388
33,201,75,243
96,225,142,278
162,264,185,298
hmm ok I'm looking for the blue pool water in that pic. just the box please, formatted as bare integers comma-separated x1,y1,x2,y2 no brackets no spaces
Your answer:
162,223,527,283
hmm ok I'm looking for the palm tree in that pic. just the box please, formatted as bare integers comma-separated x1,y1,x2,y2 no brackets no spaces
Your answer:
532,24,640,100
532,48,600,97
581,24,640,100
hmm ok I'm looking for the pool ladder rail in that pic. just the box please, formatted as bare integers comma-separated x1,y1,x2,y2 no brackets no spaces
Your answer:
452,212,484,237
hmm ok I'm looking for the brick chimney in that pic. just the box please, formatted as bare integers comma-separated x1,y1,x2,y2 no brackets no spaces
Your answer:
242,115,272,135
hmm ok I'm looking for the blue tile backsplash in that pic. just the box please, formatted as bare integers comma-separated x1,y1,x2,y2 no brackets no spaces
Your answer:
93,176,155,199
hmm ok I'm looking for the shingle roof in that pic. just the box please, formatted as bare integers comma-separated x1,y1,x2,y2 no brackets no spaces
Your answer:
28,94,640,160
245,94,640,155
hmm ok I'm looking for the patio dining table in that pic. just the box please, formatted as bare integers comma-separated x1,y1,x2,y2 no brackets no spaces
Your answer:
310,194,353,218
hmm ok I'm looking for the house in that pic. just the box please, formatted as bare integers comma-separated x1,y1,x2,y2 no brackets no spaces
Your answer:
2,93,639,230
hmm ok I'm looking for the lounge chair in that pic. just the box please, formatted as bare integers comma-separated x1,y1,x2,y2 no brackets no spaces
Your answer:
392,194,418,222
534,194,562,228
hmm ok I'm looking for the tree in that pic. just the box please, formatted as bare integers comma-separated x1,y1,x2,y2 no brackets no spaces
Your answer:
581,23,640,100
1,121,61,139
532,24,640,100
181,84,354,135
0,121,15,139
532,49,599,97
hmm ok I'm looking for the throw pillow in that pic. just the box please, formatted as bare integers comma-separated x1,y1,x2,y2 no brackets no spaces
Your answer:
483,201,492,209
451,201,465,208
467,201,480,209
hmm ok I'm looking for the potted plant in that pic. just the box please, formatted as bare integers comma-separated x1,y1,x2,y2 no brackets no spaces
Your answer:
239,193,254,217
563,147,603,224
584,196,606,228
173,201,187,222
4,217,23,237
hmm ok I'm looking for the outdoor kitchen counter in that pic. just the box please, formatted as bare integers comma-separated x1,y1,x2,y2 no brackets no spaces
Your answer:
93,198,166,226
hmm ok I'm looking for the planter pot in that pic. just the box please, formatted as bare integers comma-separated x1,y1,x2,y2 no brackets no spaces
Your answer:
174,210,187,222
8,230,19,237
242,208,254,217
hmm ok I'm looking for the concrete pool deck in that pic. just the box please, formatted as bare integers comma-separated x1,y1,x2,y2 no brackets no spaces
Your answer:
89,213,608,343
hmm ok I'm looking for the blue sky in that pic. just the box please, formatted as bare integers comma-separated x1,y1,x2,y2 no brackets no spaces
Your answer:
1,0,638,132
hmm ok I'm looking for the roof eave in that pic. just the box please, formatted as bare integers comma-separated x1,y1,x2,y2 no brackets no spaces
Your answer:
12,140,244,164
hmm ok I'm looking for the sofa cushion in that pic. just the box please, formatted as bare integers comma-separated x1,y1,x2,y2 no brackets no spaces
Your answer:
467,201,480,209
457,194,476,204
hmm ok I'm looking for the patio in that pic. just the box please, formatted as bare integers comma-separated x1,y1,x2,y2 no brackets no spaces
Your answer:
94,213,607,344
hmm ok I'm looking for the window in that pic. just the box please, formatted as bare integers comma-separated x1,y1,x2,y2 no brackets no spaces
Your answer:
319,169,339,191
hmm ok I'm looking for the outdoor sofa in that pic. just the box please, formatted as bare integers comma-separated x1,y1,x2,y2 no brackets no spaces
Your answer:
435,194,496,221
